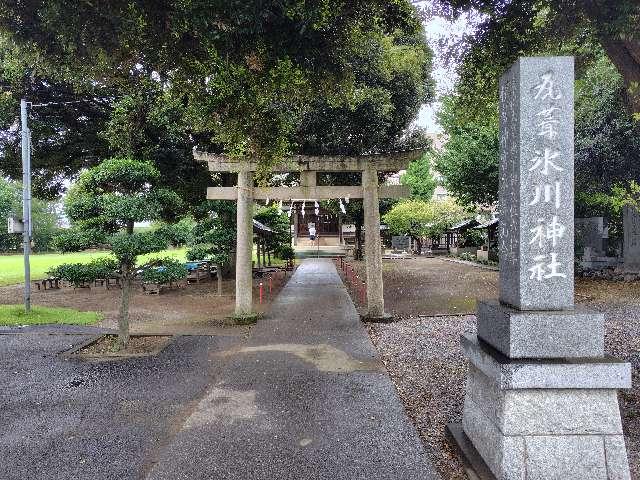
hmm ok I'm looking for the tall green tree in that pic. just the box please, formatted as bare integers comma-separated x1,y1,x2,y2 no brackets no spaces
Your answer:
434,96,499,207
383,198,467,253
435,52,640,211
401,153,437,201
55,158,182,347
422,0,640,118
0,0,434,193
574,55,640,199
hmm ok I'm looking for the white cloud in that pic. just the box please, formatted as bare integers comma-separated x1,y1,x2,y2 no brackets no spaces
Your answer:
413,6,483,132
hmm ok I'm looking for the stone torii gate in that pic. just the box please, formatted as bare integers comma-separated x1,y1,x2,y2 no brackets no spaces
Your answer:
195,149,421,320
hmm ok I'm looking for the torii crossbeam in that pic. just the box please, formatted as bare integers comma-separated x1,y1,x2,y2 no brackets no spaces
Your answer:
196,149,422,320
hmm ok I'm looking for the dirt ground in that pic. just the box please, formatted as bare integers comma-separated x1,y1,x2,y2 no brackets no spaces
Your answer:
0,270,291,335
347,256,640,317
352,256,640,480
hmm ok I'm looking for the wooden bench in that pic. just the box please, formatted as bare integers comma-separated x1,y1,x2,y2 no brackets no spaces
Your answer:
186,261,213,283
34,278,60,291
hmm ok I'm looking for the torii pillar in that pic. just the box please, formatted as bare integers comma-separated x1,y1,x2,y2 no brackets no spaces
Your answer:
235,169,254,317
195,150,423,320
362,164,386,319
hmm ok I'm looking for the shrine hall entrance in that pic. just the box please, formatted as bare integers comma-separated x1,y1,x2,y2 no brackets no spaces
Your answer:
296,208,339,237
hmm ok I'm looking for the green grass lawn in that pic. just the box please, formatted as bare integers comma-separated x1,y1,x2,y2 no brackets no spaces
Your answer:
0,248,186,287
0,304,102,326
0,246,287,287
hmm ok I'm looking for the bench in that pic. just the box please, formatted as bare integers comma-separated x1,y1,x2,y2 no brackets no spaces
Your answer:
34,278,60,291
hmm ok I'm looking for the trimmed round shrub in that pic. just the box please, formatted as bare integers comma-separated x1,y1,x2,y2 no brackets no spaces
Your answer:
47,263,98,286
90,257,119,278
141,257,188,284
276,245,295,260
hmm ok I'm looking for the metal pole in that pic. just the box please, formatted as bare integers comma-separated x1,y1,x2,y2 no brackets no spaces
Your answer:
20,99,31,313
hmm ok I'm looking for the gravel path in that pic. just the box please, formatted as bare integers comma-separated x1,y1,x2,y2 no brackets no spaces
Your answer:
367,316,473,480
368,308,640,480
360,261,640,480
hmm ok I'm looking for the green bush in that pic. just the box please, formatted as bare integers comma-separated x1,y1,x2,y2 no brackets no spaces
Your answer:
458,252,476,262
186,243,229,265
90,257,119,278
47,262,98,286
276,245,295,260
460,229,485,248
46,257,119,286
141,257,188,284
153,217,195,247
186,244,212,261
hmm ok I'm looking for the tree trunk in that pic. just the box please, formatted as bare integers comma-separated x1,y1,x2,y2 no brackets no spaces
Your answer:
599,37,640,116
354,221,363,260
414,237,423,255
583,1,640,116
118,262,132,348
118,219,135,349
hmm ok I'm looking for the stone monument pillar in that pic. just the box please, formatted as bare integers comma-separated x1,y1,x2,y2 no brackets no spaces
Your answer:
362,164,387,321
451,57,632,479
235,169,254,317
623,204,640,273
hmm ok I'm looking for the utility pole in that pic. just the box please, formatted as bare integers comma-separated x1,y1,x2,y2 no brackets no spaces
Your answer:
21,99,31,313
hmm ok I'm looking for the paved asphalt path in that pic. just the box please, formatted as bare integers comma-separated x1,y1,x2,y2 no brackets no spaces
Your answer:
147,259,439,480
1,258,439,480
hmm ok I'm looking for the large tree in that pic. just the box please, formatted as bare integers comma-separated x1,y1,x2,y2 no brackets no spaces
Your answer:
0,0,434,198
418,0,640,118
383,198,467,253
400,153,438,201
435,51,640,211
434,96,499,207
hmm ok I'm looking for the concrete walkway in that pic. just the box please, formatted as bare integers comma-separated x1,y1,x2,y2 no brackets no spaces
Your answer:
147,258,439,479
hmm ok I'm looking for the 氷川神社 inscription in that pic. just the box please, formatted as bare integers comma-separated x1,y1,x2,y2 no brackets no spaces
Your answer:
499,57,574,310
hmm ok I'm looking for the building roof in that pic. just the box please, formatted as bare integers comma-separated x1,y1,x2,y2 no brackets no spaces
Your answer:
448,219,479,232
252,219,274,235
474,218,499,230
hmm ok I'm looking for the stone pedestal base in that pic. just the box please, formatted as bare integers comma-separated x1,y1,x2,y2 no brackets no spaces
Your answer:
460,334,632,480
477,300,604,358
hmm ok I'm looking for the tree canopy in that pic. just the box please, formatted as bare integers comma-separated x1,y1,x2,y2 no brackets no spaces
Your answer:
434,50,640,213
424,0,639,217
400,153,437,201
382,198,467,252
0,1,434,200
434,96,499,207
420,0,640,118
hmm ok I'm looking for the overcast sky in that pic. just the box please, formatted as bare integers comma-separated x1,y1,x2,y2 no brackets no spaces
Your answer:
414,11,478,132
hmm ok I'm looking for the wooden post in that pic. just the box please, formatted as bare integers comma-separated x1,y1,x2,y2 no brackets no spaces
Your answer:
216,264,222,296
